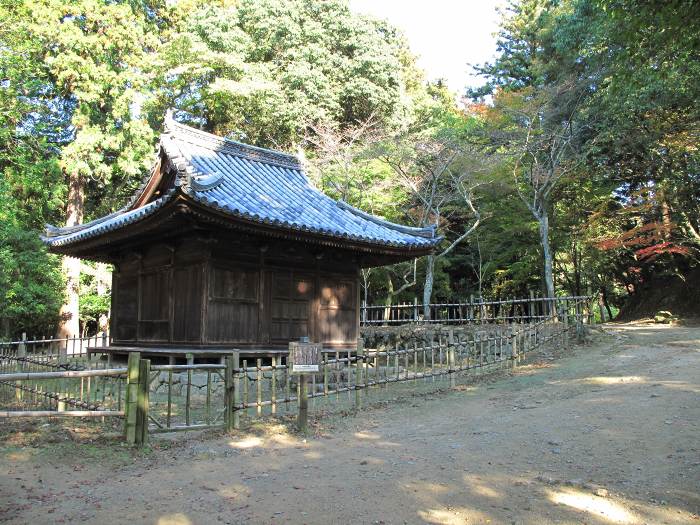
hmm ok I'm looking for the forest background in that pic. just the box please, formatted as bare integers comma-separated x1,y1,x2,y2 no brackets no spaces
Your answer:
0,0,698,338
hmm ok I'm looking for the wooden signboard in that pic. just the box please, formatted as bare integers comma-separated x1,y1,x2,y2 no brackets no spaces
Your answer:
288,342,322,374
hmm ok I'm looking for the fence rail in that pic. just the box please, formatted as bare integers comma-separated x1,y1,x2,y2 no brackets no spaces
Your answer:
0,352,126,415
361,295,592,325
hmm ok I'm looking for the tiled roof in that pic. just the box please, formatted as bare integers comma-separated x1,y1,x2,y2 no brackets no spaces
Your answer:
43,112,439,252
44,195,174,247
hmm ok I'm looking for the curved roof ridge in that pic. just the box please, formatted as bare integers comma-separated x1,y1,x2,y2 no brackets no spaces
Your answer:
336,200,437,239
164,110,301,170
42,193,174,246
44,207,129,238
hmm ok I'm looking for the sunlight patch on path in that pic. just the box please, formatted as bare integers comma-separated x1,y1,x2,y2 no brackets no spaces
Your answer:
578,375,647,385
418,507,489,525
156,513,192,525
228,436,264,449
548,488,637,524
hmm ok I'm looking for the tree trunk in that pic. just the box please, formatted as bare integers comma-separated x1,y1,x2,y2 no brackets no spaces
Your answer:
384,273,394,306
1,317,9,340
537,211,555,299
96,263,111,334
601,287,614,321
57,172,84,340
423,254,435,319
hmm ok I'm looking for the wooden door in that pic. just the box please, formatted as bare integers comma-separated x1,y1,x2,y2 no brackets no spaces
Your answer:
318,277,357,345
269,270,314,344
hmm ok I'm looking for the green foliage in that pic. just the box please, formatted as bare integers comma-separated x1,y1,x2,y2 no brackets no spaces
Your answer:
3,0,698,325
79,290,110,334
147,0,420,149
0,226,64,338
25,0,158,214
0,0,67,336
466,0,700,313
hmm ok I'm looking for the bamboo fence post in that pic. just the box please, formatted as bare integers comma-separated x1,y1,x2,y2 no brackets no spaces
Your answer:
284,357,290,411
428,331,435,380
575,299,584,342
355,338,364,408
242,359,250,417
166,366,173,429
585,287,593,324
563,308,570,350
394,342,399,382
298,373,308,433
271,355,277,415
479,332,484,372
225,353,240,431
323,351,329,397
136,358,150,445
373,347,379,387
233,352,242,428
124,352,140,444
205,369,212,425
185,353,193,426
448,329,456,387
511,325,518,369
256,358,262,416
15,333,26,402
413,340,418,379
404,341,409,381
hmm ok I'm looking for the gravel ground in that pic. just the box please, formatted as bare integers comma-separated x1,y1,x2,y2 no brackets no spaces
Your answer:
1,322,698,525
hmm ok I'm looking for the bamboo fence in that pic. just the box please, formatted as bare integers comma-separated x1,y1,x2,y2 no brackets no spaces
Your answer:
0,296,590,444
361,294,593,325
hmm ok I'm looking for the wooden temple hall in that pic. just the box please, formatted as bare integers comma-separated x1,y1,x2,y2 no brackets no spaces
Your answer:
43,111,439,361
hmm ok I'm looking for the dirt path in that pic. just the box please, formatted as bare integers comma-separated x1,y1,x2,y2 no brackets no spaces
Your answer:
1,323,699,524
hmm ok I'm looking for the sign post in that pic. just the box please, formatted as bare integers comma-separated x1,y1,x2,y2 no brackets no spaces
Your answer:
288,340,322,433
